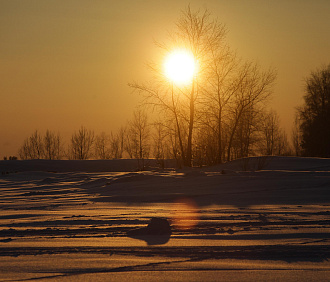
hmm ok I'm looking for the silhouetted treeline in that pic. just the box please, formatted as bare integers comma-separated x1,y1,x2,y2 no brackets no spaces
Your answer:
296,64,330,157
3,156,17,160
17,108,292,166
19,130,62,160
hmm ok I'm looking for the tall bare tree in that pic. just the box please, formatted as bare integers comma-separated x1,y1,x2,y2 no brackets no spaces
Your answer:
196,20,238,163
226,62,276,161
130,7,232,166
130,6,276,165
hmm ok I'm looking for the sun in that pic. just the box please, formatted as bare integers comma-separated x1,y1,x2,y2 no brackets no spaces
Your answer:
164,49,196,85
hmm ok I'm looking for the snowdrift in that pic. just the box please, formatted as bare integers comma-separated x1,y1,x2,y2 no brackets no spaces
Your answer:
202,156,330,172
0,159,176,173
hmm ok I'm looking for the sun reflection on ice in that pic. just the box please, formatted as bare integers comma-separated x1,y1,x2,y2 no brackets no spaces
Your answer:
171,198,200,230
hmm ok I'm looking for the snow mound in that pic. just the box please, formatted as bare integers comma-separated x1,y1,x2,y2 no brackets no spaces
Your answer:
0,159,176,174
203,156,330,172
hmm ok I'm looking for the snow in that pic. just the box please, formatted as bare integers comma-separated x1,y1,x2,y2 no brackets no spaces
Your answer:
0,156,329,280
0,159,176,174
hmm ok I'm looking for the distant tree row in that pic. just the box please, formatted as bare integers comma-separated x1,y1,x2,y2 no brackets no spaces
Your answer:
18,107,292,166
19,63,329,165
3,156,17,160
19,130,62,160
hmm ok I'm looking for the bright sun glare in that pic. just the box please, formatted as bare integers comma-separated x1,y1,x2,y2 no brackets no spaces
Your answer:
164,49,196,85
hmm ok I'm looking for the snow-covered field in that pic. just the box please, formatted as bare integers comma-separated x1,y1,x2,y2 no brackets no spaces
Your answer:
0,156,329,281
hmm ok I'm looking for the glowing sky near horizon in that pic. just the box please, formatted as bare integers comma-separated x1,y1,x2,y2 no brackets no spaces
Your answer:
0,0,329,158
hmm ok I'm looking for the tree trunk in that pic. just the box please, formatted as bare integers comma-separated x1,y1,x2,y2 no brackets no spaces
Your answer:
171,84,186,164
227,110,242,162
185,81,195,167
217,108,222,164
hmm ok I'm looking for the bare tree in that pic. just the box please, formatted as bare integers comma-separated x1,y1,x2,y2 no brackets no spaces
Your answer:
69,126,94,160
18,130,44,160
233,106,263,158
18,138,32,160
109,126,126,159
198,26,238,163
30,130,44,159
276,129,291,156
130,6,276,165
108,132,120,159
117,126,127,159
126,110,150,168
130,7,232,166
291,113,302,156
257,110,291,156
95,132,111,159
175,7,225,166
152,121,172,168
43,130,62,160
260,110,280,155
226,62,276,161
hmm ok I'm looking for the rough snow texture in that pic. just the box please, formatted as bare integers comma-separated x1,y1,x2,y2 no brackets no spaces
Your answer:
0,156,329,280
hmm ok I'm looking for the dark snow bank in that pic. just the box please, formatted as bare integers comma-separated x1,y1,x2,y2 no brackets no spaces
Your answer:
202,156,330,172
0,159,176,173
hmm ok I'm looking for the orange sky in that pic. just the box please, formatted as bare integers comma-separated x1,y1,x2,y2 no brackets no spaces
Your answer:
1,0,330,158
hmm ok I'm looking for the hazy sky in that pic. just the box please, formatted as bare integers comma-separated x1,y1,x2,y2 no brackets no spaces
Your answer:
1,0,329,158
